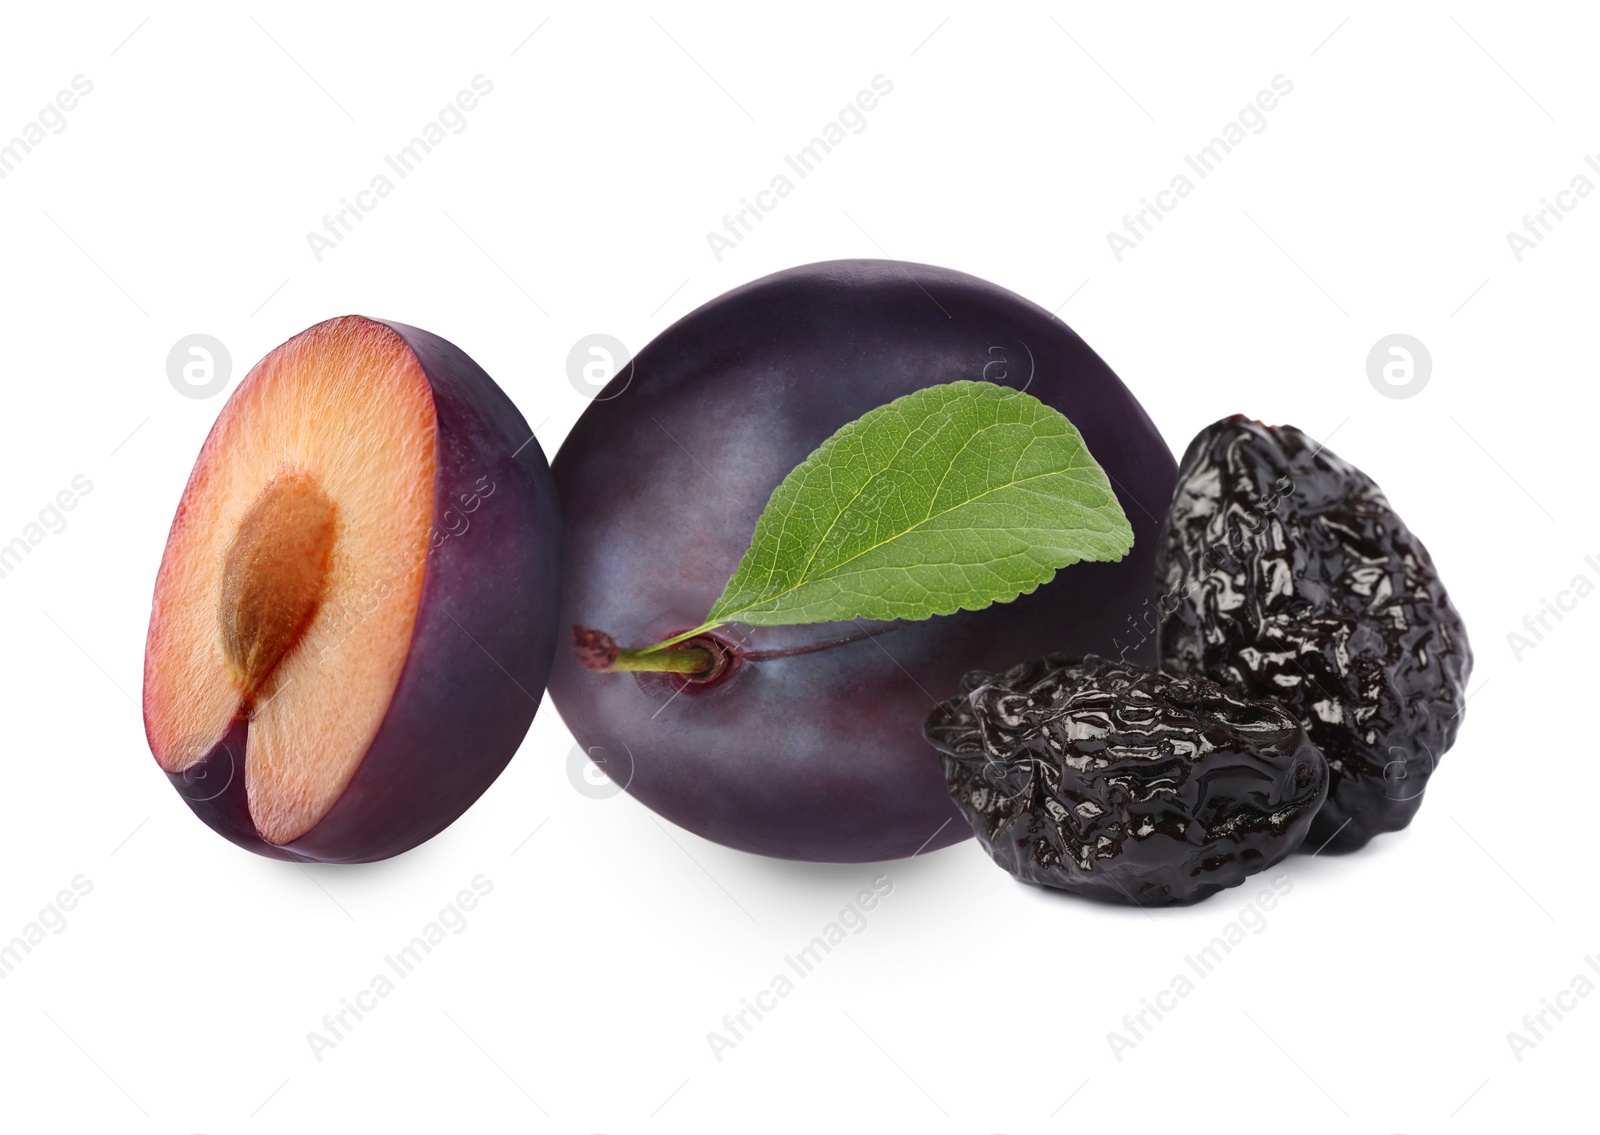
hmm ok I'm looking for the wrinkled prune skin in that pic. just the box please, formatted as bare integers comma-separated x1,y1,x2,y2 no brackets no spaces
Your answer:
1156,416,1472,854
925,655,1327,907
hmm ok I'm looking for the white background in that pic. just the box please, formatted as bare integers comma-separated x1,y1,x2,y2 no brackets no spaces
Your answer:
0,3,1592,1132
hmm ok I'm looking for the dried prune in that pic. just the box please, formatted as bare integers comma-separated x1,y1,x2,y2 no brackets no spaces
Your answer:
924,655,1327,907
1155,416,1472,853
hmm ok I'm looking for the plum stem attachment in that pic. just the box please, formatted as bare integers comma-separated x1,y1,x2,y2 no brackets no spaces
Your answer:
573,625,716,676
573,621,901,682
604,648,716,675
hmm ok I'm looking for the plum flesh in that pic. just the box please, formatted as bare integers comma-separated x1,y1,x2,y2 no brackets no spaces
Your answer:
550,260,1176,861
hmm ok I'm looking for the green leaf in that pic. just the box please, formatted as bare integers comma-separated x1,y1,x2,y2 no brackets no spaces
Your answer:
690,379,1133,633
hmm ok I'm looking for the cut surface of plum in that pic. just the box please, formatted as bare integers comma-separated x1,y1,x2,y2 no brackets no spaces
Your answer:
143,315,561,861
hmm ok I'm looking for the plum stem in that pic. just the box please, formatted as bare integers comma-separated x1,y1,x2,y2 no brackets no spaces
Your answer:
572,625,714,676
573,621,900,680
604,646,720,672
607,647,717,674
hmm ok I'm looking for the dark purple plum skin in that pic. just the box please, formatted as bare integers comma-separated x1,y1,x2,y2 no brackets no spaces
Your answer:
549,260,1177,862
166,319,563,863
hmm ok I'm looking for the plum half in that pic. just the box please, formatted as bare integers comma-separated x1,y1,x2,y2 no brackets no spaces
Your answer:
143,316,561,862
550,260,1177,862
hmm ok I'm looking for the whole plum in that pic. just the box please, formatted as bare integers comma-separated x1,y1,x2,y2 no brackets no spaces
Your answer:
550,260,1176,861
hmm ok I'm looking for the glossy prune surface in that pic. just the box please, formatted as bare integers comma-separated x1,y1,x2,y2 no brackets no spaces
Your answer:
1155,416,1472,853
925,655,1327,906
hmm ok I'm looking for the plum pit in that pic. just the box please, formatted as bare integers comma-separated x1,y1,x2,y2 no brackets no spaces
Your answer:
218,470,338,709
